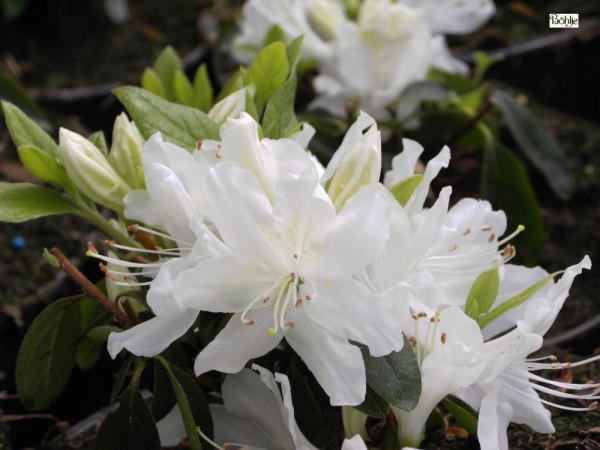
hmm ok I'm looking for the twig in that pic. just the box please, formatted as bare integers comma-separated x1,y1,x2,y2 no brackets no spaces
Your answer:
49,247,132,328
544,315,600,348
120,299,141,326
448,98,495,146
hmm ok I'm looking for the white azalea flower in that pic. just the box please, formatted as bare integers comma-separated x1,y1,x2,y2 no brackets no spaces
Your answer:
392,307,486,447
459,257,599,450
174,161,402,405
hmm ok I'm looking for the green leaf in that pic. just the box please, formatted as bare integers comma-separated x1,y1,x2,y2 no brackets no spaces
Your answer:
428,68,477,95
464,268,500,321
111,356,135,403
155,356,213,450
15,297,81,410
492,90,574,200
95,381,160,450
173,70,195,106
361,335,421,411
286,35,304,74
150,361,177,422
473,51,503,84
2,100,57,156
264,24,286,46
247,42,289,113
114,86,220,150
0,182,78,222
141,68,166,99
245,88,259,122
263,74,297,139
193,64,214,112
355,385,390,419
76,298,102,371
388,175,424,207
152,46,183,102
17,145,73,189
88,130,108,156
216,69,244,103
443,396,478,435
1,0,30,20
479,270,561,329
0,71,41,118
481,143,543,263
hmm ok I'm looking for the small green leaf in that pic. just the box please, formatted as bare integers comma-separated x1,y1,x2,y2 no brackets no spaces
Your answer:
88,130,108,156
2,100,57,156
493,90,574,200
152,46,183,102
479,270,561,329
286,35,304,74
17,145,72,188
247,42,289,113
141,68,166,99
264,24,286,46
263,74,297,139
114,86,220,150
388,175,424,207
0,182,78,222
481,143,544,263
193,64,214,112
15,297,81,410
473,51,503,84
0,71,41,117
443,396,478,435
355,385,389,419
464,268,500,321
428,68,477,95
155,356,213,450
110,356,135,403
173,70,195,106
95,380,160,450
361,335,421,411
245,88,259,122
42,247,60,268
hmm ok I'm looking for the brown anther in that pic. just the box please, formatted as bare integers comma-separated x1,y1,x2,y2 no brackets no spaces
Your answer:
462,228,471,235
430,317,436,323
588,401,598,411
243,318,255,326
263,296,270,303
502,245,516,259
99,263,108,272
290,272,296,281
417,312,428,318
305,293,313,301
482,225,493,231
106,273,117,282
285,321,295,329
412,314,418,320
196,140,203,151
87,242,99,254
216,151,224,159
223,444,234,450
293,253,298,259
104,240,115,247
449,244,458,252
123,276,135,283
295,298,303,307
441,332,447,344
408,336,417,348
549,355,558,361
127,224,140,232
488,233,496,243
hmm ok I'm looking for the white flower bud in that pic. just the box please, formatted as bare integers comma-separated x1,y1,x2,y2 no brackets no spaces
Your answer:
108,113,145,189
208,86,255,125
58,128,131,212
307,0,346,40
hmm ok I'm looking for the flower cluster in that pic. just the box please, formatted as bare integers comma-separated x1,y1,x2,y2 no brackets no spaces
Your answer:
232,0,496,120
90,111,597,449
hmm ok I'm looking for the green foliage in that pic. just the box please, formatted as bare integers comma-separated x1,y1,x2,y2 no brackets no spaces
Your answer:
246,41,289,113
114,86,220,149
0,71,41,118
16,145,73,189
360,335,421,412
355,386,390,419
2,100,57,156
0,182,78,222
389,175,424,207
493,89,574,200
263,74,298,138
443,396,478,435
88,130,109,156
15,297,81,410
464,268,500,322
193,64,214,112
482,143,544,263
76,298,103,371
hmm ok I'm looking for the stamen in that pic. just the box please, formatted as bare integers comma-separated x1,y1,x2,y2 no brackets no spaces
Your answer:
305,293,313,301
481,226,493,231
216,151,223,159
488,233,496,243
589,401,598,410
498,225,525,246
242,318,255,326
441,332,447,344
104,240,186,256
196,140,203,151
408,336,417,348
462,228,471,235
449,244,458,252
295,298,303,307
240,273,289,327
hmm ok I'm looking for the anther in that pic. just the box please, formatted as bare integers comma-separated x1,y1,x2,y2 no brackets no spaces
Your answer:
106,273,117,282
305,293,313,301
263,296,270,303
408,336,417,348
290,272,296,281
441,332,447,344
449,244,458,252
295,298,303,307
242,318,255,326
285,321,295,329
196,140,203,151
488,233,496,243
105,240,115,247
430,317,436,323
127,224,139,232
462,228,471,235
216,151,224,159
502,245,516,259
99,263,108,272
417,312,427,318
482,225,493,231
86,242,99,256
412,314,418,320
549,355,558,361
588,401,598,411
293,253,298,259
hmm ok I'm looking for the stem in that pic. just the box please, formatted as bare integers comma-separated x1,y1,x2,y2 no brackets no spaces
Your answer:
50,247,132,328
448,98,495,146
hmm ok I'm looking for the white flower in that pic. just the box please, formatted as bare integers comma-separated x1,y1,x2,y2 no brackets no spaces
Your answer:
392,307,486,447
459,257,599,450
174,161,401,405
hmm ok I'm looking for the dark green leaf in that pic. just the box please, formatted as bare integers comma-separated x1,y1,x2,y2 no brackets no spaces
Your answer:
17,145,73,189
388,175,424,207
464,268,499,321
193,64,214,112
443,396,478,435
288,361,322,441
150,361,176,422
0,71,41,117
114,86,220,150
155,356,213,450
361,335,421,411
15,297,81,410
493,90,574,200
0,182,78,222
111,356,135,403
428,68,477,95
355,385,389,419
263,74,297,138
2,100,57,156
247,42,289,113
481,143,544,263
95,383,160,450
76,298,102,371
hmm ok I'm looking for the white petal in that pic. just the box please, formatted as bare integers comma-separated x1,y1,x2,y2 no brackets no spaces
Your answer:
342,435,368,450
477,387,512,450
211,404,274,449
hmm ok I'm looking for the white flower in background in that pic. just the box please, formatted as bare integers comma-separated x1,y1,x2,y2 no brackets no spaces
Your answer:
174,160,401,405
58,128,132,212
392,307,486,447
458,257,599,450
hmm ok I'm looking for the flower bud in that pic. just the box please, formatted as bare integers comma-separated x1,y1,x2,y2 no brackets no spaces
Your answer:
58,128,131,212
307,0,346,40
108,113,145,189
208,86,255,125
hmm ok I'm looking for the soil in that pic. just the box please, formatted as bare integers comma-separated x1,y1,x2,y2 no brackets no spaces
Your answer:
0,0,599,449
